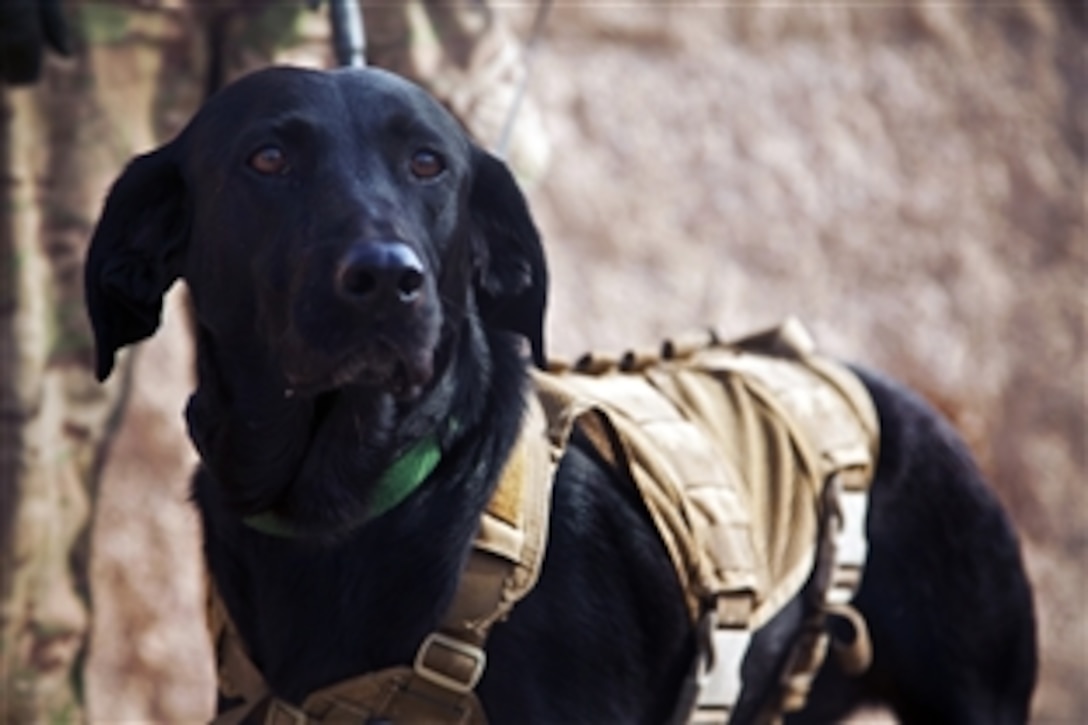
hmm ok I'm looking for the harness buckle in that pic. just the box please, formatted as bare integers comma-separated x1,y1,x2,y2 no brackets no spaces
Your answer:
413,632,487,694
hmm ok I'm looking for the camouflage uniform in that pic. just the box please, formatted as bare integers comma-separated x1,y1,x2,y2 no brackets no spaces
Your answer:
0,5,186,719
0,2,300,719
363,0,551,184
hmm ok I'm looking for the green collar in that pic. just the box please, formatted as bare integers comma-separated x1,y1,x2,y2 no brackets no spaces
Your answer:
243,431,444,537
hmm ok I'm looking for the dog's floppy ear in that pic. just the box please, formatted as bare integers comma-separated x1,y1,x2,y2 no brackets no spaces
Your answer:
84,142,189,381
470,149,548,367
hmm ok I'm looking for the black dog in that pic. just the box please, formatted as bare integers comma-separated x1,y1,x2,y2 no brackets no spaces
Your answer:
85,66,1036,723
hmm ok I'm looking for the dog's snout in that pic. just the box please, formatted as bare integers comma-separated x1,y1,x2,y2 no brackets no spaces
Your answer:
337,242,426,306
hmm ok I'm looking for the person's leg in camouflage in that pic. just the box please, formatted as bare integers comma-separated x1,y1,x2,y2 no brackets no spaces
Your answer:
1,0,323,716
0,1,210,718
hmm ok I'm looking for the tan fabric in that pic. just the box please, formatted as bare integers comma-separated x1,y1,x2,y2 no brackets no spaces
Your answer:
536,318,879,629
362,0,551,183
535,319,879,722
297,666,484,724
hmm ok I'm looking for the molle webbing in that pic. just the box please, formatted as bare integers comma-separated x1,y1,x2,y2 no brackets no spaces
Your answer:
534,318,879,721
536,319,878,629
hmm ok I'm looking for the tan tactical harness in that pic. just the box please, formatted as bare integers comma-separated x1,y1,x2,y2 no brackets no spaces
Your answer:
209,319,879,724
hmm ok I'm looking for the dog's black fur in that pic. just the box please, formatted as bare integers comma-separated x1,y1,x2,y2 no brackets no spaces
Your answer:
85,66,1037,724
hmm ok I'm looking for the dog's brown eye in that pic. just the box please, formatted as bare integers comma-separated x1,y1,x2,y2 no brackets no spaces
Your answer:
249,146,289,175
409,149,445,180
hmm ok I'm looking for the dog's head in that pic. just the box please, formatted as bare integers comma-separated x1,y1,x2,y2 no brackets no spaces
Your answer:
85,66,546,400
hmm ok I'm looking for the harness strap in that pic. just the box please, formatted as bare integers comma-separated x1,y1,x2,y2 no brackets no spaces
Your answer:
689,320,879,722
539,319,879,724
207,586,270,724
209,395,556,725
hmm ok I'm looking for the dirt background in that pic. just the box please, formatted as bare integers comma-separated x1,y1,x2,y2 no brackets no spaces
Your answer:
85,2,1085,722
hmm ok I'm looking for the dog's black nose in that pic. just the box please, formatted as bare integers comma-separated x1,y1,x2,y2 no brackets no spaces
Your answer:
337,242,425,305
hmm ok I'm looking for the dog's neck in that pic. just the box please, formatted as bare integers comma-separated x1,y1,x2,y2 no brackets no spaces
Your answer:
241,423,448,537
191,315,531,701
185,315,527,539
